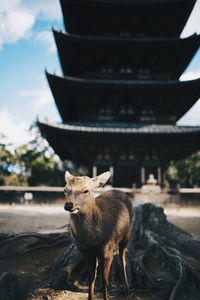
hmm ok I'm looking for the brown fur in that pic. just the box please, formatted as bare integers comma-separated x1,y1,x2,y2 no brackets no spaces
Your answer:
64,174,133,300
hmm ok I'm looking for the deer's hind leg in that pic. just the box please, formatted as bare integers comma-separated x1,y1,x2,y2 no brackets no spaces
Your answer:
88,257,97,300
119,231,131,292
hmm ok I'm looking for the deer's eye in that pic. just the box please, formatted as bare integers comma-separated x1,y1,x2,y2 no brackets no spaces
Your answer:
82,190,89,195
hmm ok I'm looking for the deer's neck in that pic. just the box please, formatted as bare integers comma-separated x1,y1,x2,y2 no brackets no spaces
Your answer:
71,202,99,227
70,203,101,244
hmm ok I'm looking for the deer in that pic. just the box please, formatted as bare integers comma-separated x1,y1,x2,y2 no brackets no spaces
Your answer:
64,171,133,300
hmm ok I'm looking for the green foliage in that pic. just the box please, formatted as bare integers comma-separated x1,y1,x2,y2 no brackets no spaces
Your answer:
0,125,67,186
0,144,14,176
0,134,14,184
28,156,65,186
165,151,200,188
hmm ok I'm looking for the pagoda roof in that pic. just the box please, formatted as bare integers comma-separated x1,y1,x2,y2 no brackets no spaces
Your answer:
53,30,200,79
54,30,200,47
46,72,200,123
46,72,200,91
61,0,195,3
39,120,200,135
38,120,200,162
60,0,196,37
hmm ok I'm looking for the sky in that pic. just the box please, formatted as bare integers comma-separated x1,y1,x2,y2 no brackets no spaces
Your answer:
0,0,200,147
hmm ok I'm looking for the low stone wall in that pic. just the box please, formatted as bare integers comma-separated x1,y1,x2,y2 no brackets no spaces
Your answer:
0,189,64,205
0,186,199,205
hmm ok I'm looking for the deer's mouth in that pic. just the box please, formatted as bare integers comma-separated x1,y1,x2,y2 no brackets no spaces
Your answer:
70,206,80,214
64,202,80,214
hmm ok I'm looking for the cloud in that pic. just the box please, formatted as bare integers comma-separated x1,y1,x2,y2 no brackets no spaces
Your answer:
178,69,200,125
180,69,200,81
0,0,61,49
178,99,200,126
0,110,30,147
21,0,62,21
18,79,62,121
0,0,35,49
181,0,200,37
19,83,54,109
35,31,56,53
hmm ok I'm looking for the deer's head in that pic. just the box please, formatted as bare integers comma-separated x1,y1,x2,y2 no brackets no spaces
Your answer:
64,171,111,214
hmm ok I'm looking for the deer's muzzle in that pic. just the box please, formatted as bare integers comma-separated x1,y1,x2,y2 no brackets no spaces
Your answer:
64,202,73,212
64,202,80,214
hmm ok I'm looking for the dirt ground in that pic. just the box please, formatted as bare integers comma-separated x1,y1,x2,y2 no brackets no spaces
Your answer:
0,204,200,238
0,204,200,300
0,205,68,233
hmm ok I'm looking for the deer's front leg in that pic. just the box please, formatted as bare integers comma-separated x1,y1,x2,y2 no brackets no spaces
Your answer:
100,254,114,300
88,257,97,300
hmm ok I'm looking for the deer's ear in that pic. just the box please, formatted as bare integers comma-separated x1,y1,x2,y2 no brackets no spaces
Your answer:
92,171,111,189
65,171,74,183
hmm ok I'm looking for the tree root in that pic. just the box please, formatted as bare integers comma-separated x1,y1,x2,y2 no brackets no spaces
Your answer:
46,204,200,300
0,203,200,300
0,232,71,258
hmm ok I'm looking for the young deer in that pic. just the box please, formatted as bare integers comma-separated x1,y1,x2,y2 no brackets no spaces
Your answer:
64,171,133,300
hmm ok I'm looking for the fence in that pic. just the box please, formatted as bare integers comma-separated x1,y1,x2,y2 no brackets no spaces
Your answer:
0,186,199,205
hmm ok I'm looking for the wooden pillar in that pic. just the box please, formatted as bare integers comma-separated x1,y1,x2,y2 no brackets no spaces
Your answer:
109,166,114,184
141,167,145,184
92,166,97,177
157,167,162,185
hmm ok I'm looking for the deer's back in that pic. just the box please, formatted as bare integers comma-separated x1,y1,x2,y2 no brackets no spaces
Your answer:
98,189,133,238
96,189,133,224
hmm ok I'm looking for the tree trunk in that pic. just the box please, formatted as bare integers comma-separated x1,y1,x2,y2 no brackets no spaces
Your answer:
0,203,200,300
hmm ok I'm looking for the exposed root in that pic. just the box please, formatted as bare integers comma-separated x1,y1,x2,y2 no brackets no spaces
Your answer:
0,203,200,300
42,204,200,299
0,232,70,259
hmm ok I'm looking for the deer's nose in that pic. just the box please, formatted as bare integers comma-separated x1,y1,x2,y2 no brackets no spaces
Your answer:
64,202,73,212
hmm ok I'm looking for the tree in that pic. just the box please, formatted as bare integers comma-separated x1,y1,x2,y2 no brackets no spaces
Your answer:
0,133,15,185
165,151,200,188
0,125,70,186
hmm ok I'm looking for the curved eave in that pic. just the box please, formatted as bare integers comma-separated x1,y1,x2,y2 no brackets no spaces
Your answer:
38,120,200,161
46,72,200,92
53,29,200,47
60,0,195,6
39,120,200,136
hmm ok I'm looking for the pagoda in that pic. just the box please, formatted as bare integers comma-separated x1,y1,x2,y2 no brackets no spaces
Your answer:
38,0,200,187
